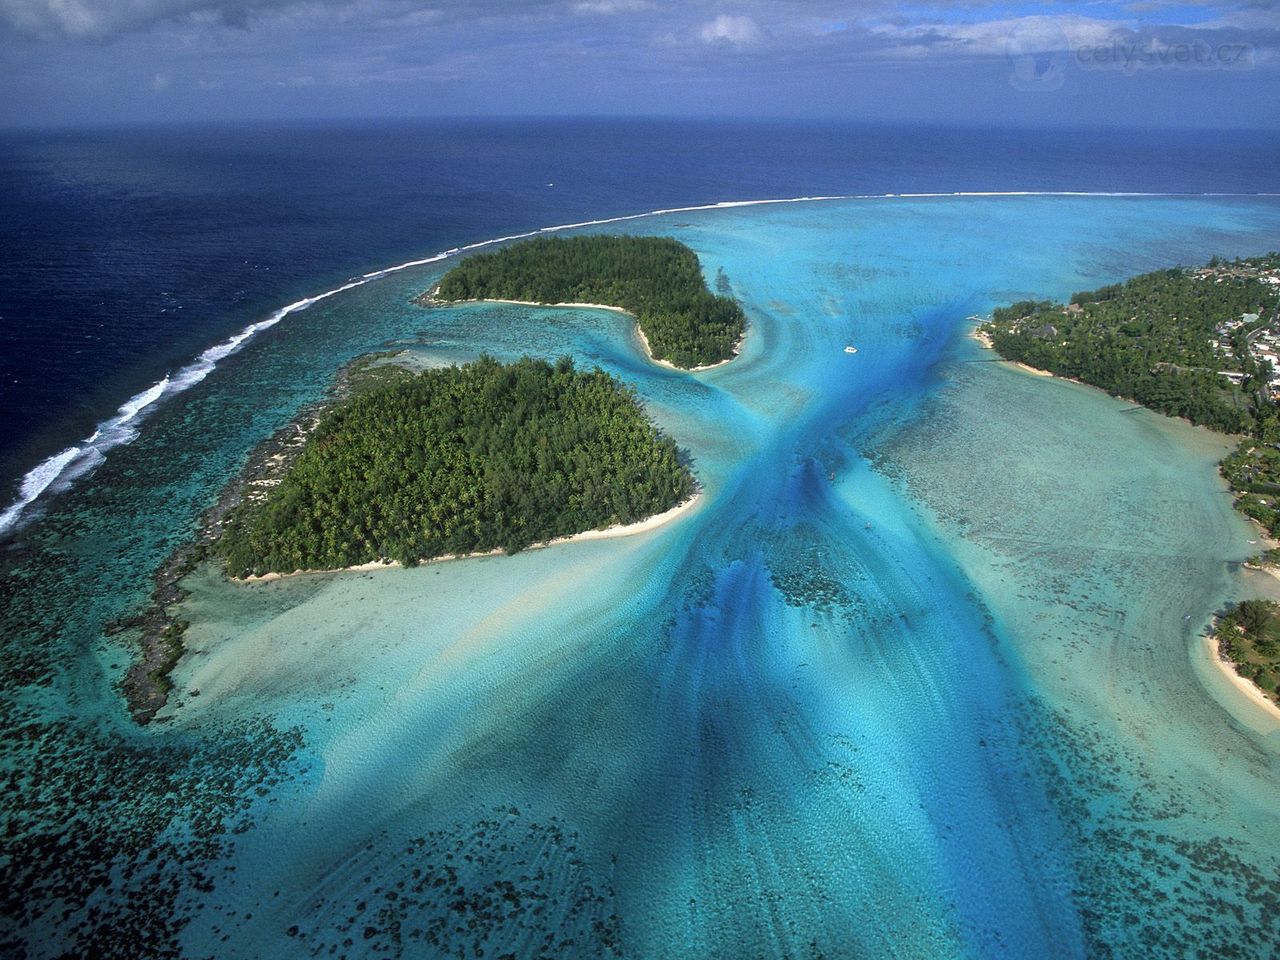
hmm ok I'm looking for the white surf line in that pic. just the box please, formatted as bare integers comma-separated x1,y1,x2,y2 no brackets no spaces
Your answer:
1,189,1275,536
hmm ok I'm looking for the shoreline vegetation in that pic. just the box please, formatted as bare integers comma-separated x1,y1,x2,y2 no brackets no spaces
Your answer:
420,235,746,370
419,293,742,372
121,353,698,721
215,355,696,578
120,235,740,723
976,253,1280,715
1203,635,1280,719
1205,597,1280,719
241,491,700,583
114,353,388,723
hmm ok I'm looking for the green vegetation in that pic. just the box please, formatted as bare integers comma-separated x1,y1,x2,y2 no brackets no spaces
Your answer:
982,254,1280,434
984,254,1280,702
984,254,1280,535
148,621,187,696
217,355,695,577
432,235,745,369
1220,444,1280,538
1213,599,1280,704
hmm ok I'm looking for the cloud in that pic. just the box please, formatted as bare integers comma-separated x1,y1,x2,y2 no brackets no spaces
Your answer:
0,0,491,40
0,0,311,39
151,70,170,89
571,0,652,13
0,0,587,40
698,14,761,47
4,0,1275,86
856,8,1280,69
863,14,1129,58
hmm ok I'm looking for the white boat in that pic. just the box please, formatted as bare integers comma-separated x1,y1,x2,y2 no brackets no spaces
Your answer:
844,345,858,354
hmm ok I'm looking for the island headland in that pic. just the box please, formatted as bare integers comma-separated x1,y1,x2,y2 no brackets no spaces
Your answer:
979,252,1280,712
215,354,697,579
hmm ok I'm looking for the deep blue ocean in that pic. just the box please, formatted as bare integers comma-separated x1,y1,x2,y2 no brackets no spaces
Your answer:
3,119,1279,519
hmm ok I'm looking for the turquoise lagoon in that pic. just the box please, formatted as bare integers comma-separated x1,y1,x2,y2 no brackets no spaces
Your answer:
4,196,1280,958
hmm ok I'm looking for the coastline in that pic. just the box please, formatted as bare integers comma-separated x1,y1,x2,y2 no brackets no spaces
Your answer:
634,323,743,373
1201,633,1280,721
121,347,700,721
968,325,1061,379
1215,562,1280,720
973,320,1280,723
240,489,702,583
426,288,741,372
117,355,376,724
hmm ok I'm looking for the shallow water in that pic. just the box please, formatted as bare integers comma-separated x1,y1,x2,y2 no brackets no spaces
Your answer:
4,196,1280,958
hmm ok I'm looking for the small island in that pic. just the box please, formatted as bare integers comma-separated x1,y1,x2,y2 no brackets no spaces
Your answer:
217,355,696,578
427,235,746,370
981,253,1280,709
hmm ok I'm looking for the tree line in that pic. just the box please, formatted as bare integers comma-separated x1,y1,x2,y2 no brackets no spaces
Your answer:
433,235,745,369
217,355,696,576
983,253,1280,538
982,255,1280,435
1213,598,1280,700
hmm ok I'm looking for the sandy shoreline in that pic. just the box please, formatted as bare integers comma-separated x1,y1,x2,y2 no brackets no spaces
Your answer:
968,325,1055,377
430,289,740,372
1211,563,1280,721
1011,361,1055,377
633,324,742,373
449,295,634,319
971,320,1279,722
241,491,701,583
970,323,1140,389
1201,633,1280,721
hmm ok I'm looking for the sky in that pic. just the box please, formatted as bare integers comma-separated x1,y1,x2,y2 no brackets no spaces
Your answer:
0,0,1277,128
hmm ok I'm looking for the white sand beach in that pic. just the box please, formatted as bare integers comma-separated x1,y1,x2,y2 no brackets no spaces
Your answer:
435,290,740,372
241,491,702,583
1202,634,1280,722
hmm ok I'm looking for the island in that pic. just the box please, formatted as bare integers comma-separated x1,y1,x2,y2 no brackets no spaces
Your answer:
980,253,1280,708
216,354,696,578
425,235,746,370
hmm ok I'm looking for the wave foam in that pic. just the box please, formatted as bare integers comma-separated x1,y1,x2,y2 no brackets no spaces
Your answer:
1,189,1272,537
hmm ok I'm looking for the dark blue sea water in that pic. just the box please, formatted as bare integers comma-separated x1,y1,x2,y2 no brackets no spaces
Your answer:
3,119,1279,516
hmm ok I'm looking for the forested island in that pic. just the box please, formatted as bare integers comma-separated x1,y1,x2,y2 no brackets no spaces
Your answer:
981,253,1280,705
216,355,696,578
427,235,746,369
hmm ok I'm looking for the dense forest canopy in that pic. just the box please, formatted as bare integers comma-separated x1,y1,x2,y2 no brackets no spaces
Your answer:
431,235,746,369
217,356,696,577
982,254,1280,435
